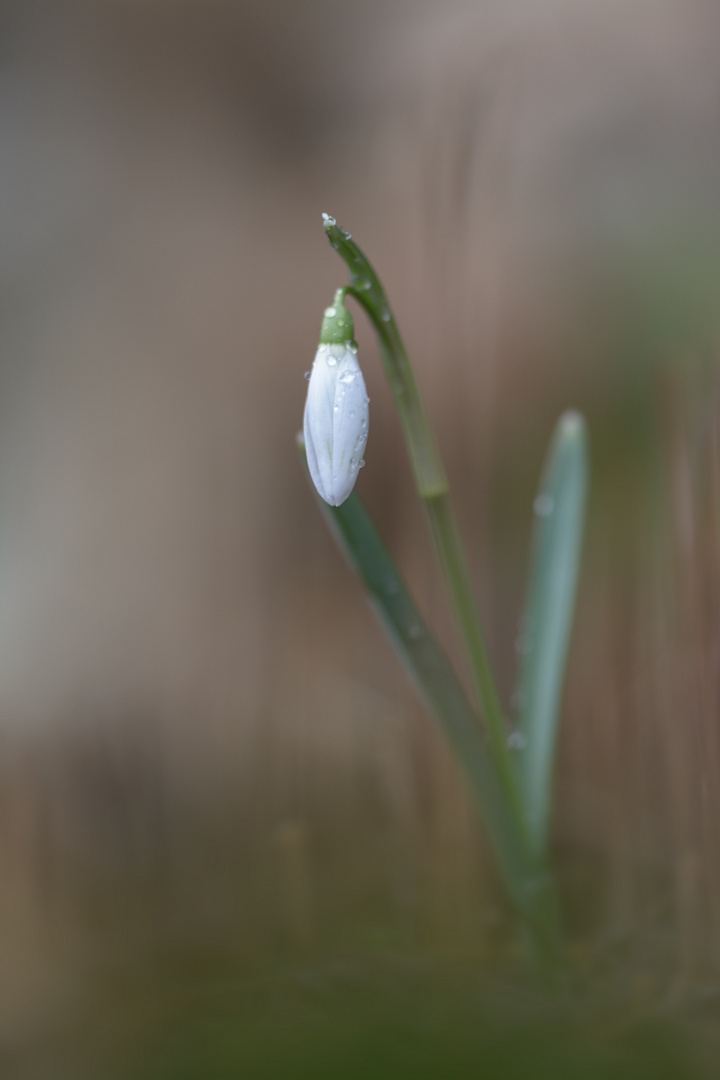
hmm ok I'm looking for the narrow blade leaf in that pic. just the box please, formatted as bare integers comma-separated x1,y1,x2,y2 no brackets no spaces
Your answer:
322,487,555,933
515,411,589,857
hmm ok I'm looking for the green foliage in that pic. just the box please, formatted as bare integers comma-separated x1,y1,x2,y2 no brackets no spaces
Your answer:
324,490,555,938
308,217,589,973
514,412,589,858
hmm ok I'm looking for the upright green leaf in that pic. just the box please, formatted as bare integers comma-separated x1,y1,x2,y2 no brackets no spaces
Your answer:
514,411,589,858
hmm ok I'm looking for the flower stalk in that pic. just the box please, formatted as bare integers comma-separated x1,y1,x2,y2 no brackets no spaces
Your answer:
321,214,520,807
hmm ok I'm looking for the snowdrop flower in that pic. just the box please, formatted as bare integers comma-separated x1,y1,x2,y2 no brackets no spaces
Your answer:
303,290,369,506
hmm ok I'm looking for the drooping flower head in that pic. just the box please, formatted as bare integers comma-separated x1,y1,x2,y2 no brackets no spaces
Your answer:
303,289,369,506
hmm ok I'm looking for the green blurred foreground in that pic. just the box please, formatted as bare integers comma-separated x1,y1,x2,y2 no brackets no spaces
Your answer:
10,955,701,1079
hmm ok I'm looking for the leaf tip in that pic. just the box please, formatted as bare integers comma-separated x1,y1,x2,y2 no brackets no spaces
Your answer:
558,409,586,438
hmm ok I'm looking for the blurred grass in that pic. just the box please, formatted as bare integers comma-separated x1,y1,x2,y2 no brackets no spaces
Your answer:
7,947,702,1079
102,969,697,1080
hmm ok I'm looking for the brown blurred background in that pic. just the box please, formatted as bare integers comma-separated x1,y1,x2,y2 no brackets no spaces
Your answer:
1,0,720,1074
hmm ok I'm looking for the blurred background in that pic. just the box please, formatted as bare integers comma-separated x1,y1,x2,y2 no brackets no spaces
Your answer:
1,0,720,1074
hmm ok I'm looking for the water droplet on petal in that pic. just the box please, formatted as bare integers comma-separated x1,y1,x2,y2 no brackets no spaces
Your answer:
326,356,337,366
304,371,311,380
338,370,355,384
359,459,365,468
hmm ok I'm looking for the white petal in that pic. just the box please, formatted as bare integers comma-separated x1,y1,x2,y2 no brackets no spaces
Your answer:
304,345,337,503
303,343,369,506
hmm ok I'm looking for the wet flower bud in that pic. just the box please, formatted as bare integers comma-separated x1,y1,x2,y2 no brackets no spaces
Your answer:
303,291,369,507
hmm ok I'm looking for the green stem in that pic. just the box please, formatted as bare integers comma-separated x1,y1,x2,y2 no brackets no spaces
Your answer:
323,216,446,498
425,493,527,830
323,216,518,798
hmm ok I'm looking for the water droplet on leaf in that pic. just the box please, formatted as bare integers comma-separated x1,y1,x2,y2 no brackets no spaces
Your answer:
534,494,554,517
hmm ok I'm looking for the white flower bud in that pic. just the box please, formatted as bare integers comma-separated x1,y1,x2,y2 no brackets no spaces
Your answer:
303,340,369,506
